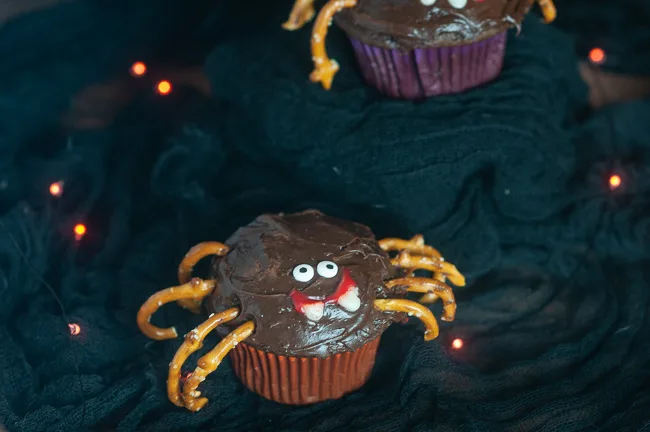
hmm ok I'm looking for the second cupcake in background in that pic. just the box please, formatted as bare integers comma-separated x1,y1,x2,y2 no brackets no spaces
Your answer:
283,0,557,99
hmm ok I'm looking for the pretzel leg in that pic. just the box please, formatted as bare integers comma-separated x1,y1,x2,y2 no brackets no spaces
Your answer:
309,0,357,90
182,321,255,412
380,236,464,303
136,278,216,340
392,251,465,287
282,0,316,30
538,0,556,23
379,235,442,259
167,308,240,407
177,242,229,313
379,235,445,280
374,299,440,341
386,278,456,322
420,272,447,304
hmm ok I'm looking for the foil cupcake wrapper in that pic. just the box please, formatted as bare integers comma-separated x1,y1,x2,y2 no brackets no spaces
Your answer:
348,32,508,99
230,337,381,405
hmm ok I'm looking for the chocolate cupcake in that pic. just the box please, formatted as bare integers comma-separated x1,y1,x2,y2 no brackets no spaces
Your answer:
137,210,465,411
283,0,557,99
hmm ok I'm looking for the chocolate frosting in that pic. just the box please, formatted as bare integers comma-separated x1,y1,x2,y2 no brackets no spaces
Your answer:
334,0,535,50
206,210,403,358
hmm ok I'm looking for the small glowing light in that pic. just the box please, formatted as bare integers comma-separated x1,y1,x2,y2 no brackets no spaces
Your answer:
451,338,464,350
49,181,64,197
68,323,81,335
589,48,606,65
130,61,147,77
74,223,87,240
609,174,622,189
156,80,172,95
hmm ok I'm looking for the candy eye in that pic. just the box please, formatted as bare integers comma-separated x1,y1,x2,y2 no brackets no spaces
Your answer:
448,0,467,8
292,264,314,282
420,0,437,5
317,261,338,278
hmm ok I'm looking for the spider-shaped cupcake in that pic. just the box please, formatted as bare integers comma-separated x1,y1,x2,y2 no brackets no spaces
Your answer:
137,210,465,411
282,0,557,98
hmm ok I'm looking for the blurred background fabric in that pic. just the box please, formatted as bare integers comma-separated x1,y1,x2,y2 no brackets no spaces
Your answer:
0,0,649,431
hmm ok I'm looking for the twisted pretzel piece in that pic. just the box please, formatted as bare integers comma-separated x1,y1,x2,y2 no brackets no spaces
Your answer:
379,235,442,259
177,242,229,313
538,0,556,23
392,251,465,287
167,307,240,407
374,299,440,341
379,235,465,303
282,0,316,30
309,0,357,90
137,278,216,340
182,321,256,412
386,278,457,322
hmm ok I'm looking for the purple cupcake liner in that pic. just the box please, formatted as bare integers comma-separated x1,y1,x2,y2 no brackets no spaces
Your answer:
348,32,507,99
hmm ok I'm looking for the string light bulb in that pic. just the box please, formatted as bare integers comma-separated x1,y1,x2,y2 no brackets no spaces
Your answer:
609,174,622,189
74,223,87,241
68,323,81,335
589,48,606,65
130,61,147,77
156,80,172,95
49,181,64,197
451,338,464,350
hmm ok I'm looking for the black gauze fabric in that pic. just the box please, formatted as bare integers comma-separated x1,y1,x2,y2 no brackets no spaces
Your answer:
0,1,649,431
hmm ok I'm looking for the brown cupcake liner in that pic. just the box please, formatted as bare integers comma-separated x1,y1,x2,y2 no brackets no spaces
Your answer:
230,337,381,405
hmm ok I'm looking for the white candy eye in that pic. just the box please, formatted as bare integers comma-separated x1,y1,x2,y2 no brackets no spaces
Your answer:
421,0,436,5
292,264,314,282
448,0,467,8
317,261,338,278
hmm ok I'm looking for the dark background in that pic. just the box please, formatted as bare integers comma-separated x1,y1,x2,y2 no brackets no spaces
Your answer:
0,0,649,431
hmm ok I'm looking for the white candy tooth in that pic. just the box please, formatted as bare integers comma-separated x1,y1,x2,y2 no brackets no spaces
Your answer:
338,288,361,312
303,302,324,321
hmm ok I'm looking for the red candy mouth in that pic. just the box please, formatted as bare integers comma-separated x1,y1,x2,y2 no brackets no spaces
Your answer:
289,268,361,321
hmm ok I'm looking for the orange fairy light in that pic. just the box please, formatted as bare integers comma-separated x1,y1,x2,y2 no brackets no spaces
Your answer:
156,80,172,95
589,48,606,65
130,61,147,77
451,338,464,350
68,323,81,335
49,181,63,197
74,223,87,240
609,174,622,189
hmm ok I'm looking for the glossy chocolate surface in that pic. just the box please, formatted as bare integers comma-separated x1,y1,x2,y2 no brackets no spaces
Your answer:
206,210,402,358
335,0,535,50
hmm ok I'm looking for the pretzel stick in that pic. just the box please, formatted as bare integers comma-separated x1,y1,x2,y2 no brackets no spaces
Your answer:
379,235,442,259
177,242,229,313
282,0,316,30
309,0,357,90
386,278,456,322
379,235,445,279
420,272,449,304
392,251,466,287
167,307,240,407
136,278,216,340
538,0,556,23
374,299,440,341
182,321,256,412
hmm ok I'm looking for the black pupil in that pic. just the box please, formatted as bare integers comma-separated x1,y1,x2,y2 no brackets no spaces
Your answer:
326,264,334,269
299,267,307,273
